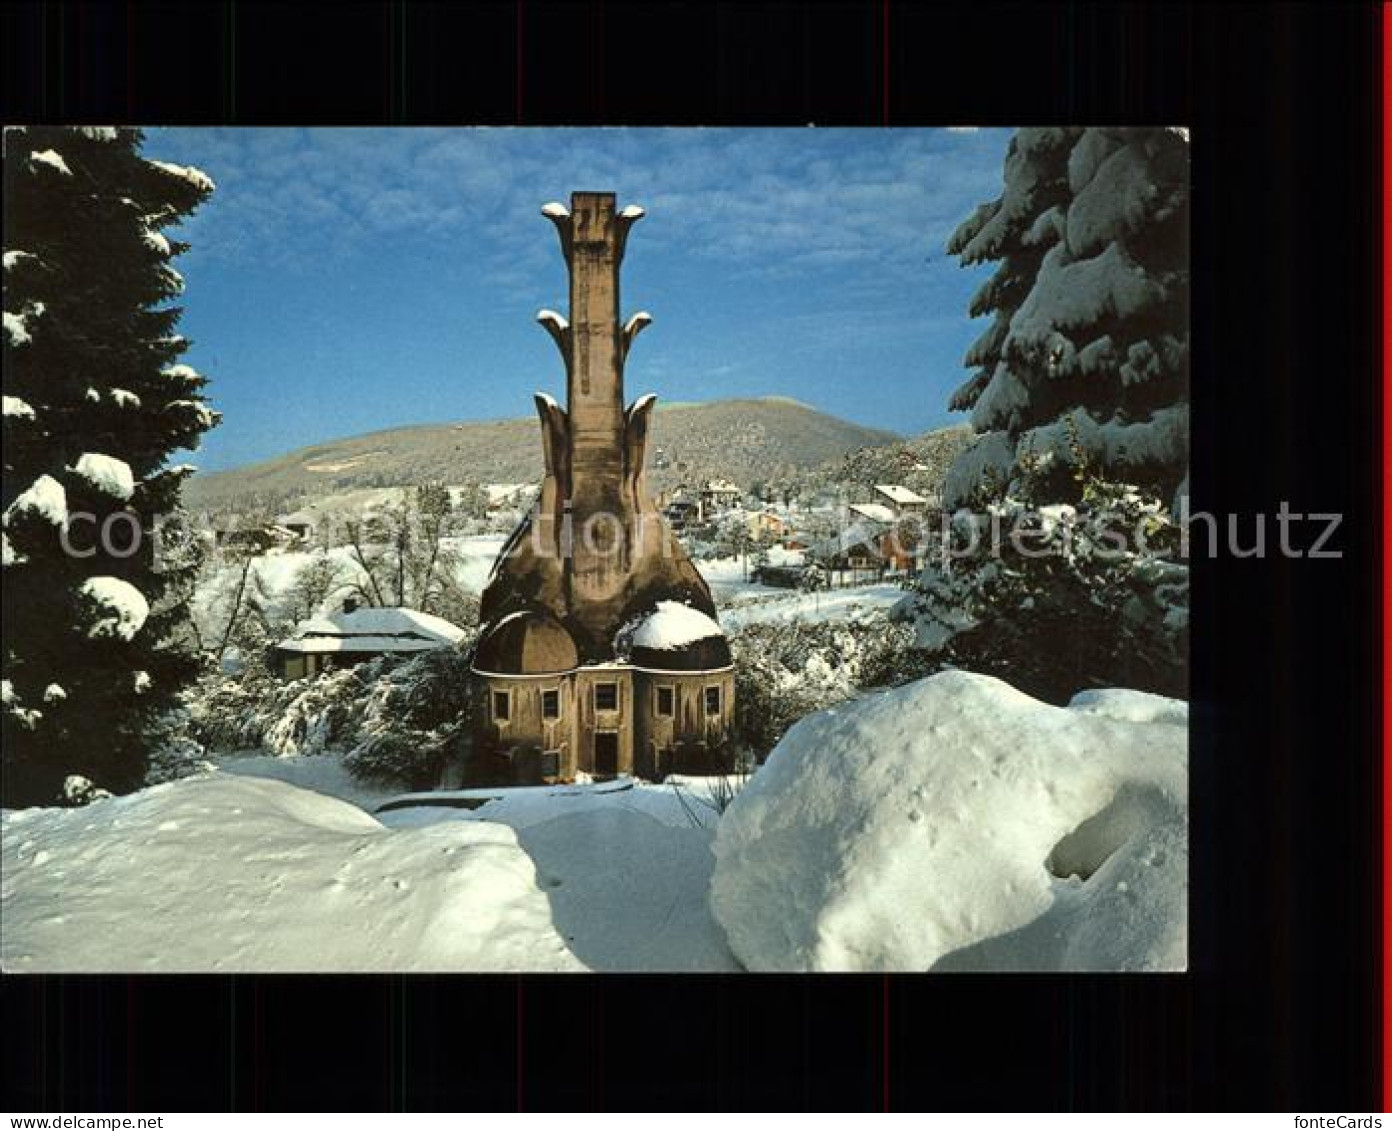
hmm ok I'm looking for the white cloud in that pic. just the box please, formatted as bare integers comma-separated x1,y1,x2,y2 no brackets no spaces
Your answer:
149,126,1011,299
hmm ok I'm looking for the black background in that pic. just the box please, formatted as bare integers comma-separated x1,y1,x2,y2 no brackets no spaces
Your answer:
0,0,1382,1112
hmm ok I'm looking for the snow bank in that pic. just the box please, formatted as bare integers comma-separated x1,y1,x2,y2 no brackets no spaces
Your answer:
1,775,582,973
710,670,1187,972
70,453,135,501
78,576,149,640
377,777,740,972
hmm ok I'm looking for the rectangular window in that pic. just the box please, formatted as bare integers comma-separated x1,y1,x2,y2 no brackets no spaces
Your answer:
540,750,560,777
492,690,510,722
542,689,560,720
594,682,618,711
656,686,675,717
704,685,722,716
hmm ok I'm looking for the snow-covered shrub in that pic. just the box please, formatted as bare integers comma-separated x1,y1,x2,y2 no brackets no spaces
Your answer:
141,704,216,785
728,618,932,760
344,648,477,789
261,667,371,755
185,645,477,790
61,774,113,806
711,670,1187,972
896,473,1187,703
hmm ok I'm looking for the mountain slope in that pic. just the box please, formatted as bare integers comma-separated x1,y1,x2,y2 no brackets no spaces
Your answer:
184,397,904,510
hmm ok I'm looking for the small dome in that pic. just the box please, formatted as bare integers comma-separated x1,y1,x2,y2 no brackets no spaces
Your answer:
626,601,732,672
473,610,579,676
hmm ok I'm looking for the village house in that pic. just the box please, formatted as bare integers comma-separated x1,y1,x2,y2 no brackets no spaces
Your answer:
742,510,788,541
273,602,467,679
471,192,735,786
808,520,919,585
699,478,743,518
873,483,930,515
846,501,899,527
274,509,317,541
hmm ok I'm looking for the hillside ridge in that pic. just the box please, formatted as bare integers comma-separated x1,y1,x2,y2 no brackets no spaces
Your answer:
185,397,923,510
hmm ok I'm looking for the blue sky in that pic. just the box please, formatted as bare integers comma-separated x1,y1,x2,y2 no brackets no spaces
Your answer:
146,127,1010,472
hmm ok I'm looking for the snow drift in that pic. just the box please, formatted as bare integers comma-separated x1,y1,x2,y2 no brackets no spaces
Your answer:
1,775,582,972
710,670,1187,972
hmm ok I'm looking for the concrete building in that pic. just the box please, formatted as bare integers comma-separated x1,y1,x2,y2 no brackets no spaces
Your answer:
471,192,735,785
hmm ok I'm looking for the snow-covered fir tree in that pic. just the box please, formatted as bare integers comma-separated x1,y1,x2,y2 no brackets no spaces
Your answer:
2,126,217,805
943,127,1190,508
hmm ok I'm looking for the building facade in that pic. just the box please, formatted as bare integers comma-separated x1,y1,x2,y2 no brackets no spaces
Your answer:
471,192,735,784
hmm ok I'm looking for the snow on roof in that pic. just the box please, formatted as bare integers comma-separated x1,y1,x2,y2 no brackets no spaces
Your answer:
29,149,72,176
79,576,149,641
279,606,466,654
848,502,898,525
541,201,570,219
337,607,465,641
630,601,724,651
5,474,67,526
69,453,135,501
873,484,927,505
619,204,645,220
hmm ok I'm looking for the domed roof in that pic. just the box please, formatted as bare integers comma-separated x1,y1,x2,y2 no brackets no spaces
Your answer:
625,601,732,672
473,610,579,676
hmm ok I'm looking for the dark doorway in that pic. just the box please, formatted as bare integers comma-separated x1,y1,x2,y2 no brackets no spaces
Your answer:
594,731,618,776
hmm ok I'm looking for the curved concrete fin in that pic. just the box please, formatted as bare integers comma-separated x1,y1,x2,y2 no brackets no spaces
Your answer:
622,393,657,492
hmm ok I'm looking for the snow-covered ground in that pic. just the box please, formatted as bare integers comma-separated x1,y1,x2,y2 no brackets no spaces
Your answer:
696,554,906,628
1,774,583,973
716,582,905,630
195,538,898,643
2,672,1185,974
2,761,739,973
711,671,1188,972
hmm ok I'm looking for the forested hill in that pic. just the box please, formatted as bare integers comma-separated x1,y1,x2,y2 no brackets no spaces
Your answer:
184,397,910,509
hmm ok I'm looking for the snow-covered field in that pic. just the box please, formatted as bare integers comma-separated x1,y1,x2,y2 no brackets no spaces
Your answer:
196,538,901,640
1,672,1186,974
